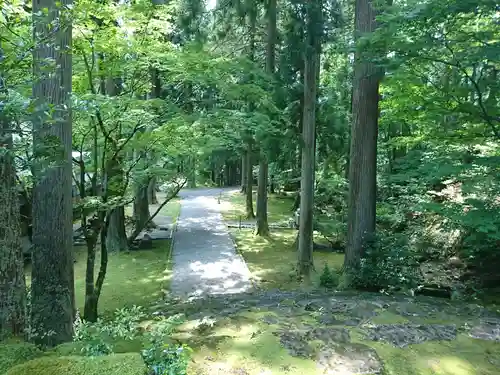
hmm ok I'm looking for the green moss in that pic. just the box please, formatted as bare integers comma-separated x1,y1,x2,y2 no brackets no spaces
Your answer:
370,336,500,375
5,353,147,375
53,339,145,357
0,343,42,373
230,229,344,290
26,240,172,318
371,311,410,324
220,191,294,223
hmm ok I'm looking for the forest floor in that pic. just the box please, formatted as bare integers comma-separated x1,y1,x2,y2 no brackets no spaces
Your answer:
6,189,500,375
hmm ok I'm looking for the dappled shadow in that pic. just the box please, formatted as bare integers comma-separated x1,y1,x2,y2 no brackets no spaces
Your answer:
171,189,252,299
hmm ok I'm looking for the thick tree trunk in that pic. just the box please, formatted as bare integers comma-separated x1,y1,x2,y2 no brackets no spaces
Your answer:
245,146,255,218
105,206,128,252
344,0,383,277
0,51,26,338
31,0,75,346
256,0,277,236
147,177,158,204
297,0,322,281
133,181,153,233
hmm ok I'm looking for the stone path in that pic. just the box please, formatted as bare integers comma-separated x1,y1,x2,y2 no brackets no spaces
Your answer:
170,188,253,298
157,290,500,375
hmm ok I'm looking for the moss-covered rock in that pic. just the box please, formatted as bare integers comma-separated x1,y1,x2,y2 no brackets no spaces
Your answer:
0,342,42,373
5,353,147,375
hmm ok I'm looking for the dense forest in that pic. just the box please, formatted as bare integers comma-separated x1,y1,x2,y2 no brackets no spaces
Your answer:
0,0,499,374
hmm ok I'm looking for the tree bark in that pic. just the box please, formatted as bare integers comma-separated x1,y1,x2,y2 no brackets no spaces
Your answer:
240,154,246,193
343,0,383,277
256,0,277,236
133,180,153,233
106,206,128,252
0,45,26,339
31,0,75,346
245,145,255,218
147,177,158,204
297,0,322,281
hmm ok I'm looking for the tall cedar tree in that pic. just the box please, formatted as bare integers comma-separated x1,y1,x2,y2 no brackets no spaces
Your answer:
256,0,277,236
0,45,27,339
343,0,383,277
297,0,322,280
31,0,75,346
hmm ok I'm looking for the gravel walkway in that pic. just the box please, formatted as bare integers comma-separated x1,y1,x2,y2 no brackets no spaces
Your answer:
170,188,253,298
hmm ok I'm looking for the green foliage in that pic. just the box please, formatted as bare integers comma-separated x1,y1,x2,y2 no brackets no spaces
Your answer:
141,342,191,375
352,234,423,292
319,264,339,289
140,314,190,375
5,353,147,375
73,306,146,356
0,343,42,373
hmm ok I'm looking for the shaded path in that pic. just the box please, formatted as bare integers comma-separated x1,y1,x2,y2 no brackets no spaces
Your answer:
170,188,253,298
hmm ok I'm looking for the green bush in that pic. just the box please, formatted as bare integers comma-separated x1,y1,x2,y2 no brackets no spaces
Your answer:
319,264,339,289
352,233,422,292
72,306,147,356
0,342,42,373
5,353,147,375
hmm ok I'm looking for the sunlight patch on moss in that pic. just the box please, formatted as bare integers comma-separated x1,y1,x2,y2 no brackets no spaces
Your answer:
220,191,295,223
231,229,344,290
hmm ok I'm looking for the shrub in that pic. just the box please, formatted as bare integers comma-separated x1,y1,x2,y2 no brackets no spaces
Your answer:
72,306,147,356
0,342,42,373
352,233,422,292
319,264,339,289
5,353,147,375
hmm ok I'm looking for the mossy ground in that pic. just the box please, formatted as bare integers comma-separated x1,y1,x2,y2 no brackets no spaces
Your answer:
219,190,295,223
24,199,178,317
229,229,343,289
5,353,146,375
7,192,500,375
0,342,42,373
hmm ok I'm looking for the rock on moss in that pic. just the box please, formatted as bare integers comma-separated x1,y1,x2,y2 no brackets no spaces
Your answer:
0,342,42,372
5,353,147,375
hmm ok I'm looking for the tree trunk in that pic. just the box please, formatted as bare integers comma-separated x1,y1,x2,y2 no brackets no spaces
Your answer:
343,0,383,277
245,145,255,218
240,155,246,193
256,0,277,236
31,0,75,346
297,0,322,281
134,178,155,233
83,213,108,322
187,156,196,188
147,177,158,204
0,47,26,338
105,206,128,252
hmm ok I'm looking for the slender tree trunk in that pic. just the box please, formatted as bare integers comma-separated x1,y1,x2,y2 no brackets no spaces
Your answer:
0,46,26,339
343,0,383,278
240,155,246,192
256,0,277,236
245,145,255,218
31,0,75,346
187,156,196,188
297,0,322,281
